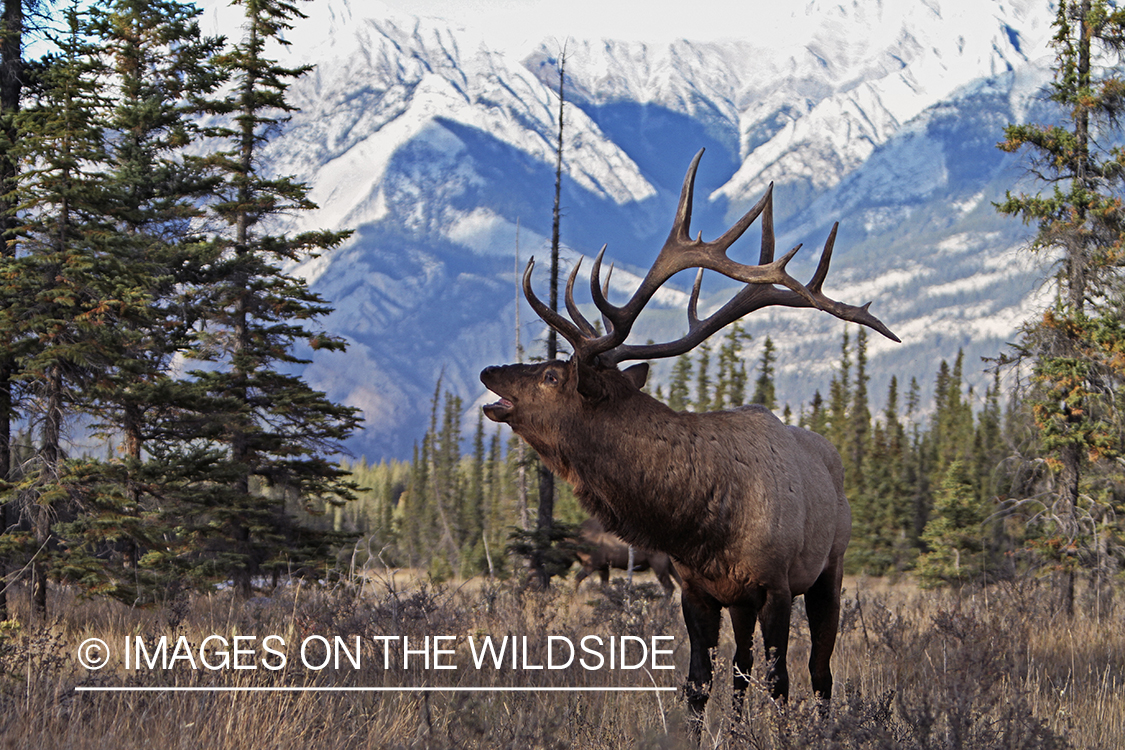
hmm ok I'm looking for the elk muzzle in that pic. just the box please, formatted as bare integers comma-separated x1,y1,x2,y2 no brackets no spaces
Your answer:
480,365,516,423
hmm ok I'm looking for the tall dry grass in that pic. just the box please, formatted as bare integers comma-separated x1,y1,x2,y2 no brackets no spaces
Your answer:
0,572,1121,749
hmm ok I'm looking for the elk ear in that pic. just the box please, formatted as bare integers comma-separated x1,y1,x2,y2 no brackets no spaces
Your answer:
622,363,649,390
575,359,608,401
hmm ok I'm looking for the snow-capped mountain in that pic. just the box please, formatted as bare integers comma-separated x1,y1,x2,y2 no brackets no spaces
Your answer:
199,0,1062,458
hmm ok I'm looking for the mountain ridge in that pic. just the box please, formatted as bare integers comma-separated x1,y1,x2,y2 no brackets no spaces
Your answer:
194,0,1062,458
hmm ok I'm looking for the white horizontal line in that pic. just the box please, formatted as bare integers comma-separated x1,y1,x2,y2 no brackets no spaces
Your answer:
75,686,676,693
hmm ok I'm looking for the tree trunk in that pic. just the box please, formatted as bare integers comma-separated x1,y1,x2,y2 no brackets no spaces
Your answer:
0,0,25,623
1071,0,1091,312
1059,441,1081,618
227,11,260,600
31,365,64,620
532,462,554,588
531,47,566,589
1054,0,1090,619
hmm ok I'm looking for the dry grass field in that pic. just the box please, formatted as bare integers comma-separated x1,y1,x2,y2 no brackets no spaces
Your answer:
0,571,1121,749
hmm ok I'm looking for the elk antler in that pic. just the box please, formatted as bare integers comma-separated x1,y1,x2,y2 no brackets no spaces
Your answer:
523,149,899,367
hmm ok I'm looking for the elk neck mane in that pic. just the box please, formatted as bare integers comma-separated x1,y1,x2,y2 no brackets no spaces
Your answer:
545,366,784,569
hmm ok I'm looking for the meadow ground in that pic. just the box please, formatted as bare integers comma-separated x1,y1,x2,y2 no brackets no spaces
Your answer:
0,571,1121,749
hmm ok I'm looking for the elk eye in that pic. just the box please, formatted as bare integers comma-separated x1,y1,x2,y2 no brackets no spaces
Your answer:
543,371,559,386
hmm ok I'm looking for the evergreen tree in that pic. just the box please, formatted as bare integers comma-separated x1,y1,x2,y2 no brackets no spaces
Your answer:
435,390,462,572
806,390,828,436
713,323,748,409
850,376,914,574
402,441,427,566
826,329,851,457
848,329,870,496
750,336,777,410
916,459,993,587
997,0,1125,613
694,342,712,412
906,376,921,421
484,430,504,575
0,0,45,620
56,0,226,604
3,5,112,615
975,371,1006,504
466,412,486,555
667,353,692,411
191,0,361,596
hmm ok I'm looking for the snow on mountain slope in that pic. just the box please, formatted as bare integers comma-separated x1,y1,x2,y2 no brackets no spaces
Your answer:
532,0,1053,221
251,4,656,248
194,0,1061,457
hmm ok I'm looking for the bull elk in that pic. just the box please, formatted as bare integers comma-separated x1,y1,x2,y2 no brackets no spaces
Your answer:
573,517,680,595
481,149,898,734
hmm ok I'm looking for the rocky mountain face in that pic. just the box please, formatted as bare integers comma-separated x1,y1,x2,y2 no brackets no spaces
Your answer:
213,0,1061,458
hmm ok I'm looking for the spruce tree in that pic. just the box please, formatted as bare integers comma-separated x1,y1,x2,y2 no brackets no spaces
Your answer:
667,354,692,411
826,329,851,457
848,329,870,497
466,412,486,557
435,391,462,573
916,459,992,588
806,390,828,436
3,5,111,616
191,0,361,596
0,0,40,620
997,0,1125,614
694,342,712,412
54,0,226,604
713,323,748,409
750,336,777,410
852,376,914,574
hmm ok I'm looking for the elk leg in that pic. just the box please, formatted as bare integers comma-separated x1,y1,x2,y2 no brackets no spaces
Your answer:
727,603,760,715
757,590,792,701
804,563,842,701
657,568,675,596
681,585,722,739
575,566,590,592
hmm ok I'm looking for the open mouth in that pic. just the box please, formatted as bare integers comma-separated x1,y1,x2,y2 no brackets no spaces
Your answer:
482,394,514,422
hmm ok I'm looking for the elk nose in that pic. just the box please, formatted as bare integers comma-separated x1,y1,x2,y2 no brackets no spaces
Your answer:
480,366,500,384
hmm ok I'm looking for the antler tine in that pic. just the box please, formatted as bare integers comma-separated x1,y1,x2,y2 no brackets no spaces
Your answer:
669,149,705,244
759,185,775,265
564,258,598,337
589,245,619,338
687,268,704,328
712,183,775,259
808,222,836,293
589,244,612,317
600,261,615,335
800,225,902,342
523,258,589,354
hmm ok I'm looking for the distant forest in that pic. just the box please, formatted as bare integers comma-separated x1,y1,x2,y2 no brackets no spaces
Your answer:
343,324,1114,612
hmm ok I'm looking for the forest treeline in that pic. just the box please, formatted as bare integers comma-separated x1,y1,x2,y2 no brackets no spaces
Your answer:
340,324,1120,607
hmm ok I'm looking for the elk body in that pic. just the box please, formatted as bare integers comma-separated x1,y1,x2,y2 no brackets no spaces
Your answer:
481,149,898,733
573,517,680,595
